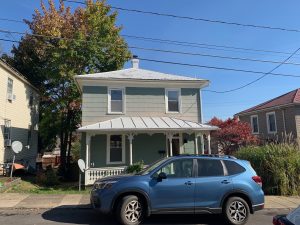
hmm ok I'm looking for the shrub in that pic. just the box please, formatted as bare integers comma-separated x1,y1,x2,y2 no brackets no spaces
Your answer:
126,161,144,174
36,166,59,187
235,143,300,195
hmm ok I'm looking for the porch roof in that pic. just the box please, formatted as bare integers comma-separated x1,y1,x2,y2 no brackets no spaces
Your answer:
78,117,218,132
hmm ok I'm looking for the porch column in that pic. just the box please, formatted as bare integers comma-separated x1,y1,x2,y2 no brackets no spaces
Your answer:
194,133,199,154
85,133,91,169
166,133,173,157
200,134,205,154
207,133,211,154
127,134,134,165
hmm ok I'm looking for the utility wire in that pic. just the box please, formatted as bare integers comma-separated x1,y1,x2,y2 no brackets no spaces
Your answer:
0,17,297,56
65,0,300,33
203,47,300,93
1,29,300,66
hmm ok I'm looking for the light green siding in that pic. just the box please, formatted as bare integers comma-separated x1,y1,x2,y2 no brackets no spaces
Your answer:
90,135,107,167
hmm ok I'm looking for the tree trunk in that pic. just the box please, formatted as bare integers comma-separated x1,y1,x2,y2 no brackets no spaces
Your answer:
67,131,72,168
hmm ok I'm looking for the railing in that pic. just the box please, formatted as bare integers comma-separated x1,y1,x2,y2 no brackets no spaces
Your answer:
85,167,126,185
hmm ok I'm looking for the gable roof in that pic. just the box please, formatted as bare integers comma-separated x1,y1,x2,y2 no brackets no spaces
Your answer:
237,88,300,115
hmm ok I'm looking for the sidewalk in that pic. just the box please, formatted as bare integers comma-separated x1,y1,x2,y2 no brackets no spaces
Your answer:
0,194,299,209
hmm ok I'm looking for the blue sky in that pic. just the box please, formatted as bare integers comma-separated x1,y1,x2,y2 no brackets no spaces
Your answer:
1,0,300,122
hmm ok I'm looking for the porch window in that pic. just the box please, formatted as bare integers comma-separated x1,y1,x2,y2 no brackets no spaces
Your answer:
7,78,13,101
266,112,277,133
250,115,259,134
107,135,125,164
165,89,181,113
108,88,125,114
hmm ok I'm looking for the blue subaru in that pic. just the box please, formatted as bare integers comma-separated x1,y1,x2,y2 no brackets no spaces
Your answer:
90,155,264,225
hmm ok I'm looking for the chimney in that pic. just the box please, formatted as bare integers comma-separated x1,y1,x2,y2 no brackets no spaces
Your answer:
131,55,139,69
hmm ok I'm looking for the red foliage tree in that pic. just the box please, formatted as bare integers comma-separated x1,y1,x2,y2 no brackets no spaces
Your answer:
208,117,258,154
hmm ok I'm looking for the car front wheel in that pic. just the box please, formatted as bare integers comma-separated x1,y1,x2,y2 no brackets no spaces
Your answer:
223,197,250,225
117,195,144,225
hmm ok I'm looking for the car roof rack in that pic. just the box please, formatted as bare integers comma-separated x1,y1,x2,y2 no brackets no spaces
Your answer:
177,154,237,159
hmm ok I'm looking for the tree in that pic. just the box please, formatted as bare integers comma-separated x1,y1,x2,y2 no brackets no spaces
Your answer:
3,0,131,176
208,117,258,154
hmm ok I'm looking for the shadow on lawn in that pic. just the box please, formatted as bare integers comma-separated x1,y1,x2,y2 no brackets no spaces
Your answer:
41,206,226,225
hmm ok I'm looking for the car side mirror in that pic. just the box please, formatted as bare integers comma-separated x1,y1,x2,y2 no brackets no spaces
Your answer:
157,172,167,181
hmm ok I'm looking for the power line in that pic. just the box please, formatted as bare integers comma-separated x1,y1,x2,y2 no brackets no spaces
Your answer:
65,0,300,33
203,47,300,93
1,29,300,66
0,17,297,56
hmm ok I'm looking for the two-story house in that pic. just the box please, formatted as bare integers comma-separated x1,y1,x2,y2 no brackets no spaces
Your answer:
74,58,217,185
0,59,39,169
235,88,300,143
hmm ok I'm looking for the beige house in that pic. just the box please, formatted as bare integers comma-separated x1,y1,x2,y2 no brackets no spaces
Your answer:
235,89,300,143
0,59,39,168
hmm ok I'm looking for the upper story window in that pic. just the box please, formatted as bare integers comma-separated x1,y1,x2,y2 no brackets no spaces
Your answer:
266,112,277,133
250,115,259,134
108,88,125,114
165,88,181,113
7,78,13,101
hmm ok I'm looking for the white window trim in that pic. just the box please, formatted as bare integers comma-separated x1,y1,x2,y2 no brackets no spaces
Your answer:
266,111,277,134
250,115,259,134
106,134,126,165
165,88,181,113
107,87,126,114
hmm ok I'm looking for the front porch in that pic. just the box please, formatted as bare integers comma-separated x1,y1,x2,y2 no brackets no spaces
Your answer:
79,117,218,185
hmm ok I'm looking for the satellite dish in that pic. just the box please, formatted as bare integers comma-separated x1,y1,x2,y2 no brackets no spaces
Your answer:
77,159,86,172
11,141,23,154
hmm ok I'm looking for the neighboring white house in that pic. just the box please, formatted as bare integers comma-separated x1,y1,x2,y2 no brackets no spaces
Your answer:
0,59,39,168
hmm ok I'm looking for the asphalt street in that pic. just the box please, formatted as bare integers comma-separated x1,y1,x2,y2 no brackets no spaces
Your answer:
0,208,291,225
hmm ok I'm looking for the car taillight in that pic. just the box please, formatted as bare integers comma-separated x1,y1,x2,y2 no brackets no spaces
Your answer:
252,175,262,187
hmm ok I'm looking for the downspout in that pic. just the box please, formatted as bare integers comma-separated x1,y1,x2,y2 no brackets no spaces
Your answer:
199,89,203,123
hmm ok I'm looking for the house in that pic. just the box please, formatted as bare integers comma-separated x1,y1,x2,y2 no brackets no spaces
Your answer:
74,57,218,185
235,88,300,143
0,59,39,169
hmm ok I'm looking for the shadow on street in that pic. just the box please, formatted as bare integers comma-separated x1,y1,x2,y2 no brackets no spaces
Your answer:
41,206,227,225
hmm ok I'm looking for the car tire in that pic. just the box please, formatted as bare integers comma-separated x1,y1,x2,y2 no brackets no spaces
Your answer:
117,195,144,225
223,196,250,225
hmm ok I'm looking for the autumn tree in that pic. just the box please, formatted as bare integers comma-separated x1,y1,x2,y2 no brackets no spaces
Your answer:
3,0,131,176
208,117,258,154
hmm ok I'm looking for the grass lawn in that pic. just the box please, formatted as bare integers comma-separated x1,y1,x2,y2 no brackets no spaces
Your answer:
4,176,91,194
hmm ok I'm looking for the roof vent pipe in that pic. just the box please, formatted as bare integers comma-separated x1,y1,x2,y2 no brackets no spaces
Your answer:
131,55,139,69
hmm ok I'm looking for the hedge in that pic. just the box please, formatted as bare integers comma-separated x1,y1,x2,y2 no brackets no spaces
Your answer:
235,144,300,195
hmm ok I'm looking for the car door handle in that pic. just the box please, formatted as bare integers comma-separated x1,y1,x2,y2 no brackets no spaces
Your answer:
221,180,230,184
185,181,193,185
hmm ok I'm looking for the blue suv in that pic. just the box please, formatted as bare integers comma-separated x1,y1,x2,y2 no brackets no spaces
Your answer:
90,155,264,225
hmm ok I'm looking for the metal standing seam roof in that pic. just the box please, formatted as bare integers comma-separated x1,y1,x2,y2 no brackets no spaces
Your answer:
74,68,206,81
78,117,218,132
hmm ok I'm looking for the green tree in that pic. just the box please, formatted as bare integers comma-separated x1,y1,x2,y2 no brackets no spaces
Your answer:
3,0,131,176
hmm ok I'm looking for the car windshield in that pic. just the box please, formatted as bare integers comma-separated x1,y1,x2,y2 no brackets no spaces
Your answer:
137,157,170,175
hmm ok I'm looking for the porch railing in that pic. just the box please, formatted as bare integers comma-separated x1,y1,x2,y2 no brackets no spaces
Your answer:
85,167,126,185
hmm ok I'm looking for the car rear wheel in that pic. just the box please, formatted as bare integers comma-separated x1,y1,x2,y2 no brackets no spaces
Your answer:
117,195,144,225
223,197,250,225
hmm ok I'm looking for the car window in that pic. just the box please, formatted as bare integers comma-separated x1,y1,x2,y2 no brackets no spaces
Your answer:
158,159,193,178
197,159,224,177
224,160,246,175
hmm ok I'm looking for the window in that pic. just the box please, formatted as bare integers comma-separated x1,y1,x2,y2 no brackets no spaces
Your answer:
223,160,246,175
266,112,277,133
157,159,193,178
166,89,181,113
27,124,32,145
7,78,13,101
107,135,125,164
4,119,11,140
108,88,125,114
29,94,34,107
250,115,259,134
197,159,224,177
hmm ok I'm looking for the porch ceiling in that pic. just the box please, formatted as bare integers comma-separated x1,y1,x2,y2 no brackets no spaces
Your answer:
78,117,218,132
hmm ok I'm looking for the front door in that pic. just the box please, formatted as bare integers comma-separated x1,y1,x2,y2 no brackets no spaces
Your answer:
149,158,195,213
168,134,181,156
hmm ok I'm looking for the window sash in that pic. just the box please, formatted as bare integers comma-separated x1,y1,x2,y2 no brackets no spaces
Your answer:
7,78,13,99
251,116,259,134
4,119,11,140
267,113,277,133
109,88,124,113
167,90,180,112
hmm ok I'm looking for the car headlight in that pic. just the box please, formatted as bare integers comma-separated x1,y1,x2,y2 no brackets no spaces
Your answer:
93,181,117,190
